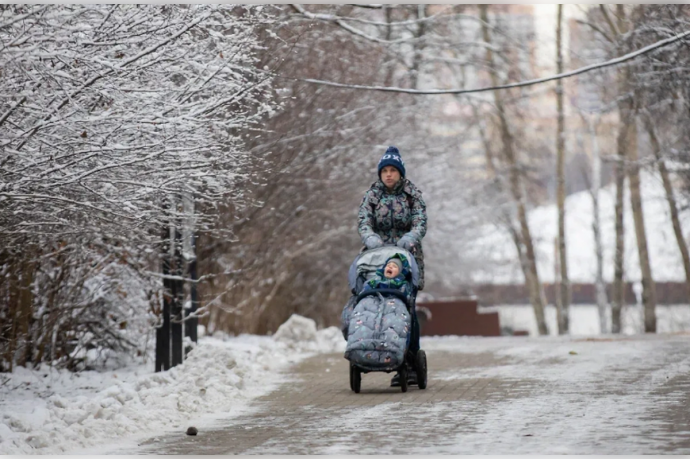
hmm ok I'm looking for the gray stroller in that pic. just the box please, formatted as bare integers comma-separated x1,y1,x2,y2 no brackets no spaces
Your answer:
342,246,428,393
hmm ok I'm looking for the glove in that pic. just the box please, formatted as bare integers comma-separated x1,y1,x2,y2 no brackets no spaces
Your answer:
363,233,384,250
397,233,417,251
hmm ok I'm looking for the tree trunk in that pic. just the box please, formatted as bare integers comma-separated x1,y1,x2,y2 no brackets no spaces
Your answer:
18,250,35,366
480,4,548,335
643,114,690,302
471,102,497,177
409,5,427,90
611,112,627,334
609,5,628,334
588,115,609,333
384,6,394,86
611,5,656,332
509,221,543,327
627,113,657,332
5,258,19,372
555,4,570,334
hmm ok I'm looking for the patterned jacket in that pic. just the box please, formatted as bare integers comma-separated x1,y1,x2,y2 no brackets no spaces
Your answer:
357,178,427,290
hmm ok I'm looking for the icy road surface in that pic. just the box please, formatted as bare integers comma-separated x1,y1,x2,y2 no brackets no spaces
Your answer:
128,333,690,454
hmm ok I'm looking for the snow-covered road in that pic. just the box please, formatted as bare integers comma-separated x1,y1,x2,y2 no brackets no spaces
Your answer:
125,333,690,454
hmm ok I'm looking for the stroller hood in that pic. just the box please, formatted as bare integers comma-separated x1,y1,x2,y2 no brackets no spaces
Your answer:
348,246,419,292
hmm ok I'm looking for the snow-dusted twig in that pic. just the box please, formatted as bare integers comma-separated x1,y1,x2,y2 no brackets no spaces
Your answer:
290,4,413,44
0,5,49,30
290,5,455,28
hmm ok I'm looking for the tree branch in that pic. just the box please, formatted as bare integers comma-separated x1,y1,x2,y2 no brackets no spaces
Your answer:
347,4,383,9
599,4,621,38
13,13,210,151
576,18,614,44
290,4,414,44
0,5,49,30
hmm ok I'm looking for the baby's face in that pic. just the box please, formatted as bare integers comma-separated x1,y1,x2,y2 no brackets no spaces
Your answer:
384,262,400,279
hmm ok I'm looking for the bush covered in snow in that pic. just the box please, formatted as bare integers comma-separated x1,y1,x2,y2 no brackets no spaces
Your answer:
0,5,277,372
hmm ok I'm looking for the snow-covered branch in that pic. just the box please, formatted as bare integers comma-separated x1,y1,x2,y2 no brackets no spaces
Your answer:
0,4,279,370
290,4,413,44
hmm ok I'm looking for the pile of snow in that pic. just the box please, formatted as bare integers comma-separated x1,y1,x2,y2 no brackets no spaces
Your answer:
0,315,345,454
468,170,690,284
273,314,344,353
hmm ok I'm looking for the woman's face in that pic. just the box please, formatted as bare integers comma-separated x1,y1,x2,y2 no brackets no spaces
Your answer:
380,166,401,189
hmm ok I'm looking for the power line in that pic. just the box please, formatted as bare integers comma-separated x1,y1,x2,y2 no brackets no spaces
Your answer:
293,30,690,95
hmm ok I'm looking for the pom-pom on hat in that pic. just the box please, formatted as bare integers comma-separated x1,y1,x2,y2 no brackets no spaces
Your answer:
377,146,406,178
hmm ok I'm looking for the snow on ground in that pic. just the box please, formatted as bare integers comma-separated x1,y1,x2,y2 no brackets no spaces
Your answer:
468,170,690,284
415,334,690,454
0,315,345,455
483,303,690,336
238,332,690,454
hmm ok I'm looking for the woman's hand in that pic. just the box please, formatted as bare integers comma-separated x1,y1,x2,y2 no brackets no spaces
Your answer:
364,234,384,249
396,233,417,251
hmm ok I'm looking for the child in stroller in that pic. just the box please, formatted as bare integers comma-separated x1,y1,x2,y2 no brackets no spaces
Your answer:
362,253,412,297
342,246,428,393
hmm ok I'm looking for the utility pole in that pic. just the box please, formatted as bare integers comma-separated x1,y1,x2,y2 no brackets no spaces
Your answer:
171,225,184,367
156,197,189,371
183,192,198,349
186,230,199,346
156,218,172,372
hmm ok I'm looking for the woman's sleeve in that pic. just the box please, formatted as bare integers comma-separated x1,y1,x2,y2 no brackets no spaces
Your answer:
358,189,376,240
409,190,427,241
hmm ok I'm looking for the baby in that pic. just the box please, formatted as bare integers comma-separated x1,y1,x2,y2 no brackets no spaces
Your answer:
363,254,411,296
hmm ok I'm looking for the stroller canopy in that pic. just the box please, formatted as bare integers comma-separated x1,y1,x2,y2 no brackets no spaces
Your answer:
348,246,420,292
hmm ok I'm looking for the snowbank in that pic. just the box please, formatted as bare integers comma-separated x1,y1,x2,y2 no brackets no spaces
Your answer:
273,314,344,352
0,315,345,454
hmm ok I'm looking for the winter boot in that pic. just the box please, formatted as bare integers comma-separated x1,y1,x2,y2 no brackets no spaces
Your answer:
390,364,418,387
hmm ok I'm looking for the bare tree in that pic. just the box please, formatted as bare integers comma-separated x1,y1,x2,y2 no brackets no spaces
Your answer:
616,5,657,332
587,113,609,333
555,4,570,334
588,4,632,334
479,4,548,335
642,113,690,302
197,5,426,334
629,4,690,305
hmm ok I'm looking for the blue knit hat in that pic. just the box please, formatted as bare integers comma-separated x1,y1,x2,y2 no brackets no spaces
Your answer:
377,146,406,178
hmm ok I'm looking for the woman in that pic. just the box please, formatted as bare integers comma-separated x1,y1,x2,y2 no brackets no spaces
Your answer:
358,146,427,289
357,145,427,386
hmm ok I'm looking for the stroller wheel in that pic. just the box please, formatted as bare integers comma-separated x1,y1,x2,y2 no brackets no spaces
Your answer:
399,365,408,393
350,363,361,393
416,350,428,390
